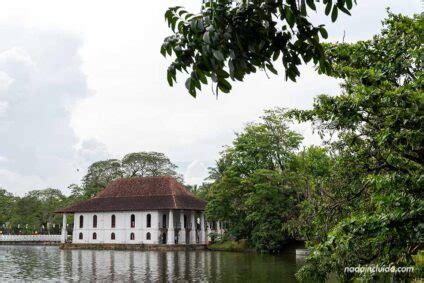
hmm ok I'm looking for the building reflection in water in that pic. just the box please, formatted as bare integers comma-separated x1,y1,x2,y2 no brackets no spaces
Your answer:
0,246,298,282
60,249,222,281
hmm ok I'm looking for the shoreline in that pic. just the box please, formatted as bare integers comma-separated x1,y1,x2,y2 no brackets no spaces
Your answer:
60,243,207,251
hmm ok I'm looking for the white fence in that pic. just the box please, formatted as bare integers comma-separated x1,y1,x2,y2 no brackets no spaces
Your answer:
0,235,61,242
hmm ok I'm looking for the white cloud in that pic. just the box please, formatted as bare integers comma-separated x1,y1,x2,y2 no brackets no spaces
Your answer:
184,161,209,185
0,27,109,195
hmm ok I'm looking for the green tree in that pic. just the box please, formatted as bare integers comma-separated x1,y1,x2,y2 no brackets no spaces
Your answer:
79,152,182,198
291,12,423,281
288,146,338,242
25,189,66,228
122,151,178,178
0,188,15,226
244,169,301,252
9,194,43,232
82,159,124,198
162,0,356,96
206,108,304,249
5,188,67,234
185,183,210,200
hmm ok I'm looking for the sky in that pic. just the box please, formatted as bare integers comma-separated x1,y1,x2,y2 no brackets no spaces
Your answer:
0,1,421,195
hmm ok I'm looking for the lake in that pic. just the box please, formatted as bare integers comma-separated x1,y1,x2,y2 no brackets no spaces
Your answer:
0,245,303,282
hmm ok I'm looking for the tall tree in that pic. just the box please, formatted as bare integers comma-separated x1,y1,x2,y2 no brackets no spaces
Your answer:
206,108,304,249
0,188,15,226
82,159,124,198
162,0,356,96
79,152,181,198
25,189,67,228
291,12,423,281
122,152,178,178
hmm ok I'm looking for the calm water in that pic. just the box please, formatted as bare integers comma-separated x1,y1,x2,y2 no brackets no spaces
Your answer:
0,245,303,282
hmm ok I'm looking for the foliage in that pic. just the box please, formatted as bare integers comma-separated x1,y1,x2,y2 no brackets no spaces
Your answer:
82,159,124,198
122,152,178,177
290,12,423,281
0,189,15,227
1,188,67,234
205,108,305,251
162,0,356,96
287,146,339,242
79,151,181,198
244,169,301,252
412,250,424,279
185,183,211,200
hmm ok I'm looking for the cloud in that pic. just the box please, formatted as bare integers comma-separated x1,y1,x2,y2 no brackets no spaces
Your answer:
0,26,108,195
184,161,209,185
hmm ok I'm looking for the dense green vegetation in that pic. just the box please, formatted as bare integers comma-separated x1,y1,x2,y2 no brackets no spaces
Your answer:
162,0,356,96
0,188,69,234
200,12,423,281
293,12,423,281
204,108,306,252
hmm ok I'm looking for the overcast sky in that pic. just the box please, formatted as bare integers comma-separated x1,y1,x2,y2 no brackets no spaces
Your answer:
0,1,421,195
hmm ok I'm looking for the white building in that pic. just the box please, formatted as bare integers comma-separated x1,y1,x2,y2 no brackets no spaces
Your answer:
56,176,208,245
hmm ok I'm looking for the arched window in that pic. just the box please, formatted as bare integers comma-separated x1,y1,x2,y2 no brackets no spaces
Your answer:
146,232,151,240
162,214,167,228
111,233,115,240
130,214,135,228
79,215,84,228
79,232,83,240
184,215,187,228
93,232,97,240
146,214,151,228
93,215,97,228
130,233,135,240
111,215,116,228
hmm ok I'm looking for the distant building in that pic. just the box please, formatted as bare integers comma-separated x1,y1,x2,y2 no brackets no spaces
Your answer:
56,176,211,245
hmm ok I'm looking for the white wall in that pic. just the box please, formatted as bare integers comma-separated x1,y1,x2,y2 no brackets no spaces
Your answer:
71,210,202,245
72,211,161,244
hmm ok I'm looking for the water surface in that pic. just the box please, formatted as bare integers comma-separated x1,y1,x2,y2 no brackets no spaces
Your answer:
0,245,302,282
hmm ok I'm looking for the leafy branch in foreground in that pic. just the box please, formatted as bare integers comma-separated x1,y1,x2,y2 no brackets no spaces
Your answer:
161,0,355,96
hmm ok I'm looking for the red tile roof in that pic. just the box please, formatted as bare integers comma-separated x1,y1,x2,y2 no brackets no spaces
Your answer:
56,176,207,213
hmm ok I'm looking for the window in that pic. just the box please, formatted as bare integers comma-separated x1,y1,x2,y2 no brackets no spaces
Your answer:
130,233,135,240
130,214,135,228
79,232,83,240
79,215,84,228
93,232,97,240
111,233,115,240
184,215,187,228
146,232,151,240
162,214,167,228
146,214,151,228
111,215,116,228
93,215,97,228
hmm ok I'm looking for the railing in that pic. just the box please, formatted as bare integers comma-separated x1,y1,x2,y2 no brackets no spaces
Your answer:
0,235,61,242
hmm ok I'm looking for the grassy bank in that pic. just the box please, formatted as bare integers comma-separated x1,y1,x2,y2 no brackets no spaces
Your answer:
207,240,254,252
